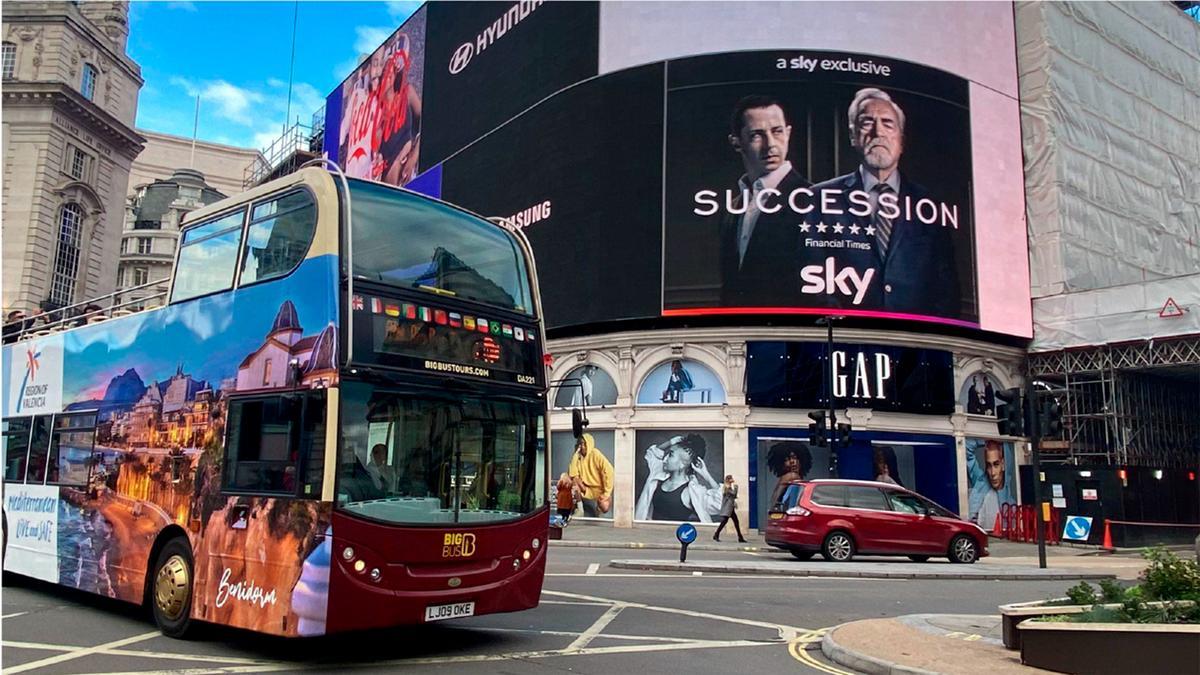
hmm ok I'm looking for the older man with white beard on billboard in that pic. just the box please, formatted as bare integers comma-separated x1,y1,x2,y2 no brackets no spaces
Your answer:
802,88,961,318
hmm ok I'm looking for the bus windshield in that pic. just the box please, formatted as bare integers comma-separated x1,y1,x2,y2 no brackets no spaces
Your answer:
348,180,534,315
338,380,545,524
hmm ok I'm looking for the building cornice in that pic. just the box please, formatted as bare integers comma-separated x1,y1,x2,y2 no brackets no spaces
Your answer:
546,325,1028,362
3,81,145,159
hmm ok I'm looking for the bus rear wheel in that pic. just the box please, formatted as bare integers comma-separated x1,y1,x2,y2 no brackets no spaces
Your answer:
151,538,195,638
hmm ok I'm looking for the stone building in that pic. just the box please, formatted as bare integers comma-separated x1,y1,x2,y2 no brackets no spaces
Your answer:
2,1,144,315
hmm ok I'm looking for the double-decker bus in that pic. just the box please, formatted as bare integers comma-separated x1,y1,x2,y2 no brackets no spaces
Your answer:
2,166,551,637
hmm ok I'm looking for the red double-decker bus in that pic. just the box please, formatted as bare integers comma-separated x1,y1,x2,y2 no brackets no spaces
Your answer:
2,166,550,637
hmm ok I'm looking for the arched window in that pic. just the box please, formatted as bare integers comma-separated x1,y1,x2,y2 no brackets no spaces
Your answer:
553,365,617,408
2,42,16,80
50,203,84,306
81,64,97,100
637,359,726,405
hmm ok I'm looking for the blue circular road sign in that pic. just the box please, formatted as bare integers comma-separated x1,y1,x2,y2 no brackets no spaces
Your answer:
676,523,697,544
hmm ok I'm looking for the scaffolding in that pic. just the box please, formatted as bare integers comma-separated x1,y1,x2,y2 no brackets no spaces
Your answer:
242,120,322,189
1029,335,1200,467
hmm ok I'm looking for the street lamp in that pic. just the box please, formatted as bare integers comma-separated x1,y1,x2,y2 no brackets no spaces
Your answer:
816,315,845,477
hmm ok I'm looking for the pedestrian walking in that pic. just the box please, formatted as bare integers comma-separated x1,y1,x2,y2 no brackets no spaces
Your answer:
713,474,746,542
555,473,576,523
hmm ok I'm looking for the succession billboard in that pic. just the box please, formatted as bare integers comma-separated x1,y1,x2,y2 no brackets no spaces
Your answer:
663,51,977,327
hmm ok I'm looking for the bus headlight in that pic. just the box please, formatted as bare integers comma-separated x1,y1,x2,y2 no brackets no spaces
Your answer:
522,550,531,561
354,560,366,573
342,547,355,561
531,538,541,550
370,568,382,582
512,558,521,571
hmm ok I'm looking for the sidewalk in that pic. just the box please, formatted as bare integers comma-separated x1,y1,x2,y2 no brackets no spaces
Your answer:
821,613,1056,675
552,520,1150,579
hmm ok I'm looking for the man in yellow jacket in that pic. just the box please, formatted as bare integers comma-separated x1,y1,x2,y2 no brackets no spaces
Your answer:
568,433,614,517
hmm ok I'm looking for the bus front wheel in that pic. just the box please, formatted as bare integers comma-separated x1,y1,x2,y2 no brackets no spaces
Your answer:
150,538,195,638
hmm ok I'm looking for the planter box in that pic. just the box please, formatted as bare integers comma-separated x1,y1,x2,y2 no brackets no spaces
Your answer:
1019,620,1200,674
999,598,1196,650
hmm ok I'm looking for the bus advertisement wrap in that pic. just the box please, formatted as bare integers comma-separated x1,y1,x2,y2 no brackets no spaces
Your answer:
1,255,340,637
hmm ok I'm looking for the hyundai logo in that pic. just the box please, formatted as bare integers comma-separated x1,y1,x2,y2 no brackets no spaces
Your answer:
449,42,474,74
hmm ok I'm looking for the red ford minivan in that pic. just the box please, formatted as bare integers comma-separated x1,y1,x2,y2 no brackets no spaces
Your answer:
765,479,989,563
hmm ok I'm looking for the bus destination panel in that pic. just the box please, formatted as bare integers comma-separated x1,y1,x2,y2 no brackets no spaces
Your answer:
352,294,542,386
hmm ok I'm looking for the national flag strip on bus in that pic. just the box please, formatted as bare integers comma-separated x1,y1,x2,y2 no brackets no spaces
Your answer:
365,296,531,340
352,295,364,311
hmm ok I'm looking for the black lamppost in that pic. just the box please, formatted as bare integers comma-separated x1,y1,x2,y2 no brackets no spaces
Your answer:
816,316,844,477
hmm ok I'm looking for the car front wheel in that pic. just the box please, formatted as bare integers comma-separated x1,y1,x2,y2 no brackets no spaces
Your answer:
948,535,979,564
821,531,855,562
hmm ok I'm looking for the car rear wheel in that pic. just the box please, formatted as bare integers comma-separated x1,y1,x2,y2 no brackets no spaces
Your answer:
907,555,930,562
948,535,979,564
790,550,815,561
821,531,855,562
150,537,195,638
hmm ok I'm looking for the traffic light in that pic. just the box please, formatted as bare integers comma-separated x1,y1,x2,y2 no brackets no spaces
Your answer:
996,388,1025,437
836,422,852,448
1039,395,1063,437
808,410,828,447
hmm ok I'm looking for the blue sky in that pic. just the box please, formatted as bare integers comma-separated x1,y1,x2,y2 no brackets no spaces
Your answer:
129,1,420,150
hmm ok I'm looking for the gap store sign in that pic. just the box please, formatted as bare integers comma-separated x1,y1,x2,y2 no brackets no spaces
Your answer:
746,341,954,414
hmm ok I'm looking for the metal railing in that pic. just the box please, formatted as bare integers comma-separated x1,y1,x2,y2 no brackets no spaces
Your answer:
2,279,171,344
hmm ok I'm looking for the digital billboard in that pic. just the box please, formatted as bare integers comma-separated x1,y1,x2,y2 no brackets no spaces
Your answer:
662,51,977,327
326,2,1029,339
329,5,426,183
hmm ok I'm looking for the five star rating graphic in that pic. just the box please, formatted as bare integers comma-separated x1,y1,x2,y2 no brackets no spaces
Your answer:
798,222,875,236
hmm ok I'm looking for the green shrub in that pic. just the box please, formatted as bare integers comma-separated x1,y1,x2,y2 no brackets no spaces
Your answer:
1098,578,1126,603
1139,547,1200,602
1065,580,1097,606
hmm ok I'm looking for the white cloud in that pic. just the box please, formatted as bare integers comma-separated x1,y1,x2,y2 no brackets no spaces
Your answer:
169,77,265,127
166,1,198,12
385,1,421,23
355,25,394,57
266,77,287,89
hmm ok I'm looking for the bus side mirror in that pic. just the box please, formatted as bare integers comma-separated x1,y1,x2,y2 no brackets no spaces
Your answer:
572,408,588,439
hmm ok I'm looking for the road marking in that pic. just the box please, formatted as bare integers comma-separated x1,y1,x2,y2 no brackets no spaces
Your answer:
566,602,625,651
2,611,29,619
546,572,905,581
544,589,807,641
586,563,600,575
692,571,703,576
5,630,159,674
788,628,855,675
93,638,776,674
482,627,698,644
2,640,278,666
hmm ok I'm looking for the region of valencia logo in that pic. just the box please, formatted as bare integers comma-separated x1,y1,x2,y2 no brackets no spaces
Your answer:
17,345,41,413
442,532,476,558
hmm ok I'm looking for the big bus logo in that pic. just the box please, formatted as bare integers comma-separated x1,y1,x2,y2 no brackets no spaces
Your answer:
442,532,476,558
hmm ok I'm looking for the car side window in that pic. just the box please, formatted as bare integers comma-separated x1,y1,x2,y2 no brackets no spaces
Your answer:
776,484,803,509
846,486,889,511
887,491,926,514
811,484,847,507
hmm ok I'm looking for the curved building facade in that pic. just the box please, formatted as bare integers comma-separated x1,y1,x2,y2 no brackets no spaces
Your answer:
324,1,1034,530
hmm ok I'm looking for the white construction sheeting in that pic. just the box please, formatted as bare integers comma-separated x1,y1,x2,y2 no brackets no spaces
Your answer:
1017,1,1199,352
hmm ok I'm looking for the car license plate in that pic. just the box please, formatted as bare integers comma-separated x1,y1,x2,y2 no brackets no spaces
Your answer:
769,512,784,520
425,601,475,622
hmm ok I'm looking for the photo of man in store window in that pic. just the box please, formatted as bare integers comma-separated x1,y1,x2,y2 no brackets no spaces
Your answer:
967,438,1017,528
719,95,811,306
568,433,614,517
804,87,960,317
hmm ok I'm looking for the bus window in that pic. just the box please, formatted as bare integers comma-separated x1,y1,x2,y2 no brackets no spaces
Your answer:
24,416,51,484
223,392,325,496
47,414,96,486
239,191,316,286
171,208,246,303
3,417,31,482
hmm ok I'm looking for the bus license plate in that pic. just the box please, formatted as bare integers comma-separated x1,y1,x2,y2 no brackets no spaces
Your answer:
425,601,475,622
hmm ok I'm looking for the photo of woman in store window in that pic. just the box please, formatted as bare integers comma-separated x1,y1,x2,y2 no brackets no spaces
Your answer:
873,446,904,487
766,441,813,506
634,434,722,522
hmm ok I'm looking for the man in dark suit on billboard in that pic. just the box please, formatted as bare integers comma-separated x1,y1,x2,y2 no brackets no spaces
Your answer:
719,96,811,306
804,88,961,317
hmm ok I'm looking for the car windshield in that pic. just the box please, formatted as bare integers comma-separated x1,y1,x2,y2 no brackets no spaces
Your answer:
338,380,546,524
